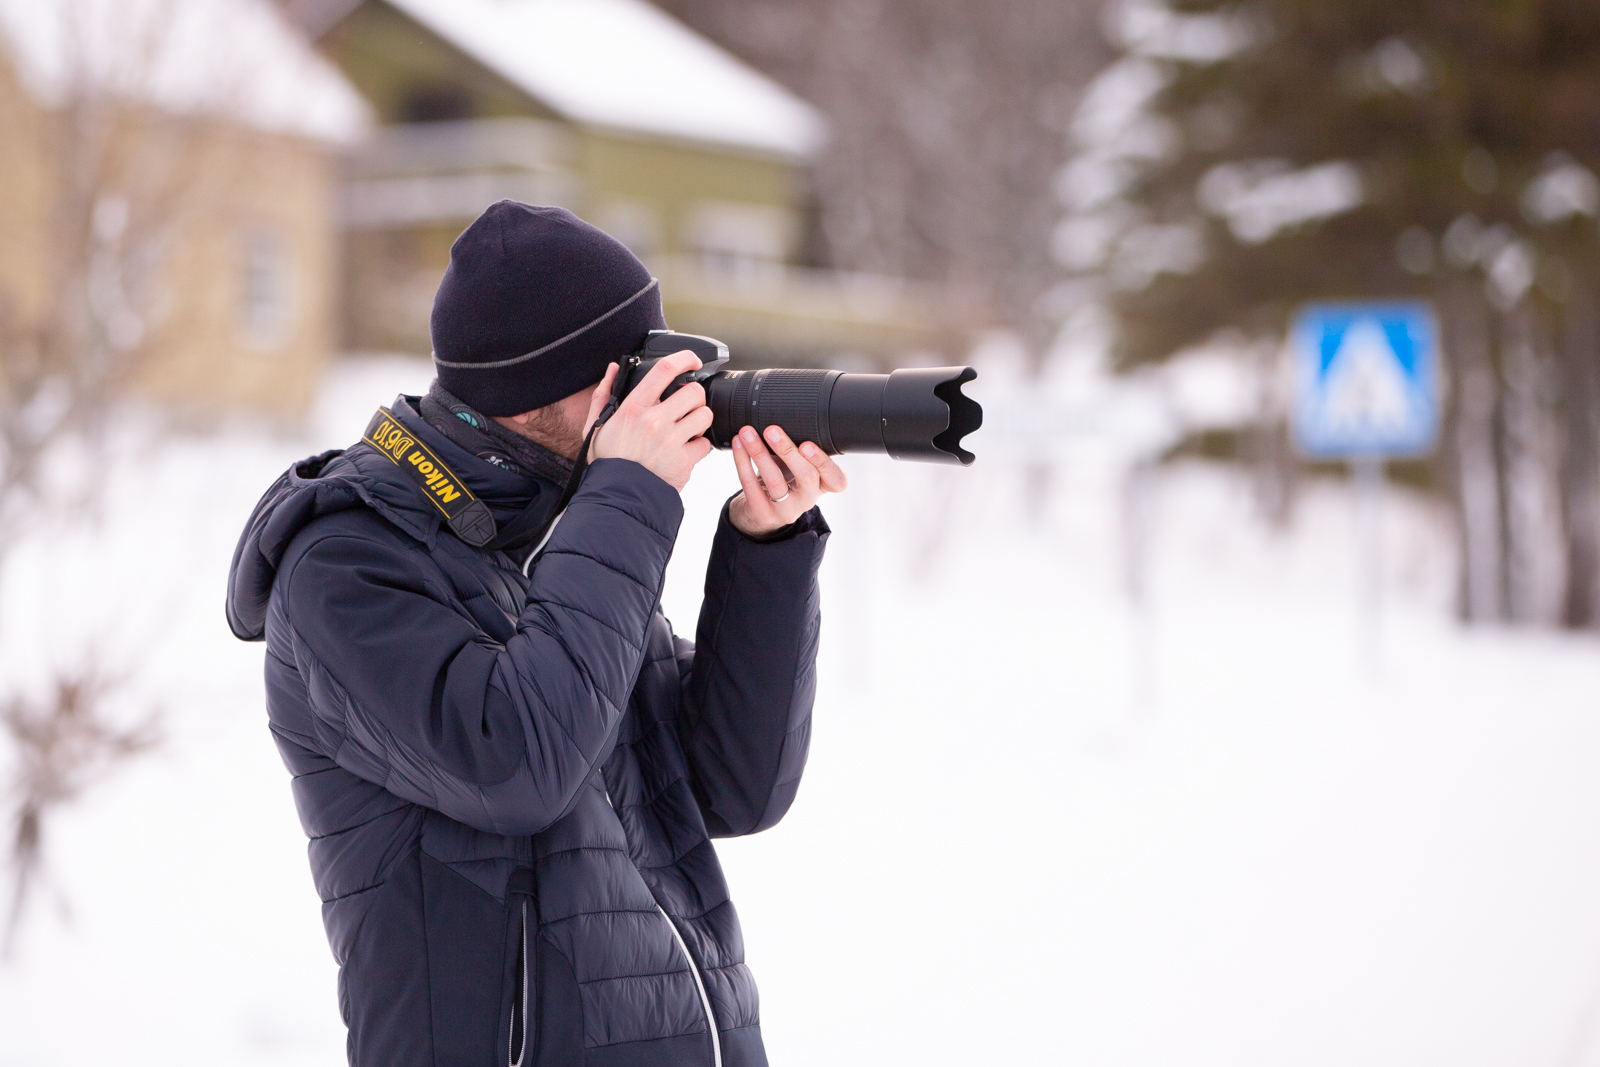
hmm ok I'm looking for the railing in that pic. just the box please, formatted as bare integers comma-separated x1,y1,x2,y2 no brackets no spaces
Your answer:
340,118,579,228
347,117,574,176
652,256,961,364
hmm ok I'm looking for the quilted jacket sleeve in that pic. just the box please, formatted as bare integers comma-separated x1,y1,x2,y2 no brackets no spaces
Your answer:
676,503,830,837
281,459,682,837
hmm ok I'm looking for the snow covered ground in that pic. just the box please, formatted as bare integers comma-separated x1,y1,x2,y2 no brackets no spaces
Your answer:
3,354,1600,1065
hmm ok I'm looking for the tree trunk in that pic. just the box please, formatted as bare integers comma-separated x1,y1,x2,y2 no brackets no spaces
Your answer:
1247,340,1294,527
1448,286,1504,623
1490,309,1518,622
1437,283,1469,622
1560,288,1600,629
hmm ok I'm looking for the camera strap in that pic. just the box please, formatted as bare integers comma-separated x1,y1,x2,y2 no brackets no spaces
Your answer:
361,407,498,547
362,370,632,569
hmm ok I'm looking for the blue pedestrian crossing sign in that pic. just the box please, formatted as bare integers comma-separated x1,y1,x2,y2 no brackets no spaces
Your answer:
1290,302,1439,458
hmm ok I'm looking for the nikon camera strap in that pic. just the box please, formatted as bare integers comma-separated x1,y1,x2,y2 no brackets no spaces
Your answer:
361,406,498,548
360,379,628,566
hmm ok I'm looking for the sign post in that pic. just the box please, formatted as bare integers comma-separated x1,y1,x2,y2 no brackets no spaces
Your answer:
1290,302,1440,676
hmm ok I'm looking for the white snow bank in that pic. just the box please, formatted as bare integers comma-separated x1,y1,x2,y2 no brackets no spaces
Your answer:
2,355,1599,1065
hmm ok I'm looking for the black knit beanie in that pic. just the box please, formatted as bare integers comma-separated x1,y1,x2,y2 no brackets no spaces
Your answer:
430,201,666,417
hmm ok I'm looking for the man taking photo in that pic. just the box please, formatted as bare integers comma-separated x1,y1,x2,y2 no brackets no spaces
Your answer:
226,201,845,1067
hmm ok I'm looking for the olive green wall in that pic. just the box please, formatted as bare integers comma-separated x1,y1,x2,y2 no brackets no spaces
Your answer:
327,0,807,354
577,130,796,258
323,0,799,253
322,2,558,123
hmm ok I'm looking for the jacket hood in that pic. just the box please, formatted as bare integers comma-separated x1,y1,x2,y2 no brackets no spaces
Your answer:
225,397,556,641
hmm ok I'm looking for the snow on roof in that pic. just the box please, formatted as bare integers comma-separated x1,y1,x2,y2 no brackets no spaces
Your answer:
384,0,825,160
0,0,369,144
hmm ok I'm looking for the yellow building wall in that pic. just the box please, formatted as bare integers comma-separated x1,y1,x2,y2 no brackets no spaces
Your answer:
0,56,54,343
0,56,341,418
139,125,341,416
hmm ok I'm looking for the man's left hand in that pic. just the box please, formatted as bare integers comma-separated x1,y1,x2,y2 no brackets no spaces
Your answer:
728,425,848,537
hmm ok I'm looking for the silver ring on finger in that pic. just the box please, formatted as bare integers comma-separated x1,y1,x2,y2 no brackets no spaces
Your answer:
769,488,790,503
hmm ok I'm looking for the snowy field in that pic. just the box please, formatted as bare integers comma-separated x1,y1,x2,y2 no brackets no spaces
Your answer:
3,354,1600,1065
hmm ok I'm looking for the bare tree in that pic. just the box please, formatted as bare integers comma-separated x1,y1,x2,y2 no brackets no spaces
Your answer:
0,0,275,954
1,673,160,958
1559,287,1600,627
650,0,1113,360
0,0,206,555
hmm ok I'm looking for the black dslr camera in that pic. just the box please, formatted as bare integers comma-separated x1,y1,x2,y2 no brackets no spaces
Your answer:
617,330,981,465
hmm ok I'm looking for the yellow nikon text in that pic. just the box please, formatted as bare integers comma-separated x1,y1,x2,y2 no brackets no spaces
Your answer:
407,451,462,504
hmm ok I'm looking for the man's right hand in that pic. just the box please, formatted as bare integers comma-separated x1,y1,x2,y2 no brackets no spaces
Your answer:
586,351,714,491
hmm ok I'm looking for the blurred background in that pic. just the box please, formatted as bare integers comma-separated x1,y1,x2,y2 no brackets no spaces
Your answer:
4,0,1600,1063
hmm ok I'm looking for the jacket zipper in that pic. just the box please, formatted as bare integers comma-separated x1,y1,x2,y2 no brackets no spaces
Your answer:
604,788,721,1067
657,903,722,1067
510,899,528,1067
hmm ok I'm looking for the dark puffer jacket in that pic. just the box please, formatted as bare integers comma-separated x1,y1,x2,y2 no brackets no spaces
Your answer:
225,398,827,1067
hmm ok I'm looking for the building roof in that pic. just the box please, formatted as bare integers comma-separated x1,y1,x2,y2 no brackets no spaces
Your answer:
0,0,369,143
383,0,825,160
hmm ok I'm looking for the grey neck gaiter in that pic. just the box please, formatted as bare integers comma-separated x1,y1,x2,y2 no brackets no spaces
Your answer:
419,379,576,488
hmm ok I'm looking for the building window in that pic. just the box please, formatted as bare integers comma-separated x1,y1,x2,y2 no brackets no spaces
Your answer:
400,85,473,123
239,228,292,350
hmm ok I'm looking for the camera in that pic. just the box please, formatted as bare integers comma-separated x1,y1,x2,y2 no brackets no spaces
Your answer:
617,331,982,465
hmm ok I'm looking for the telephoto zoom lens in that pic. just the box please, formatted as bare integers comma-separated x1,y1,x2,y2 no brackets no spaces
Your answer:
705,367,981,465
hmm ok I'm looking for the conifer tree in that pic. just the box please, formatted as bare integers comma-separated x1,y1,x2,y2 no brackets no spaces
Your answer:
1084,0,1600,624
